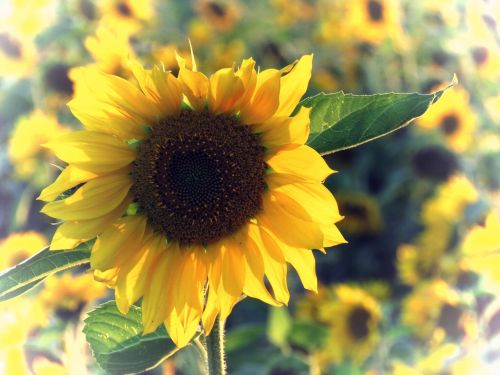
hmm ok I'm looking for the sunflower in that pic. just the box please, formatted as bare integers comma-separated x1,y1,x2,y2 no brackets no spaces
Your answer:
0,231,47,271
401,280,473,343
0,32,37,78
98,0,153,36
271,0,317,25
418,86,477,153
195,0,241,31
336,192,382,235
318,285,381,365
8,110,69,186
39,54,346,347
40,272,107,320
0,297,47,375
392,343,460,375
83,27,135,77
345,0,403,45
461,212,500,292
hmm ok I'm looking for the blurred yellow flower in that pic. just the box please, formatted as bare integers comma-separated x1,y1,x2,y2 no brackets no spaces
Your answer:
0,32,37,78
8,110,68,184
39,54,345,347
195,0,241,31
336,192,382,235
461,212,500,291
0,297,47,375
271,0,317,25
32,358,68,375
418,86,477,152
392,343,459,375
40,272,107,320
7,0,56,37
83,27,135,77
98,0,153,36
0,231,47,271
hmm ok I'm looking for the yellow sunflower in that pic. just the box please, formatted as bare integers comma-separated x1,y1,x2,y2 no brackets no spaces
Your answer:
0,231,47,271
401,280,474,343
83,27,135,77
98,0,153,36
0,297,47,375
336,192,382,235
0,32,37,79
40,272,107,320
195,0,241,31
392,343,460,375
461,212,500,292
418,86,477,153
318,285,381,365
39,54,346,347
345,0,404,45
8,110,69,186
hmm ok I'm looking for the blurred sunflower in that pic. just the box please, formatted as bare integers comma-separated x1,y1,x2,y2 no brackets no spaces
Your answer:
0,32,37,78
271,0,317,25
336,192,383,235
39,54,346,347
98,0,153,36
401,280,473,343
0,231,47,271
72,0,98,22
6,0,56,37
345,0,403,45
318,285,381,365
195,0,241,31
40,272,107,321
8,111,68,186
0,297,47,375
461,212,500,292
83,27,135,77
392,343,460,375
418,86,477,153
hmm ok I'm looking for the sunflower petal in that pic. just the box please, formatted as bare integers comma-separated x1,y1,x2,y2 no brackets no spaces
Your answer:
41,174,132,221
240,69,281,124
208,67,245,114
38,165,98,202
44,131,135,174
266,145,333,182
274,54,313,117
90,215,147,271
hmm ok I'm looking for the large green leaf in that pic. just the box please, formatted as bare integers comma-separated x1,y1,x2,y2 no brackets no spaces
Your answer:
300,80,454,155
0,244,91,301
84,301,181,374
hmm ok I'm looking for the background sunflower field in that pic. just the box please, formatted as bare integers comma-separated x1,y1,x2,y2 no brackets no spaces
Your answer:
1,0,499,374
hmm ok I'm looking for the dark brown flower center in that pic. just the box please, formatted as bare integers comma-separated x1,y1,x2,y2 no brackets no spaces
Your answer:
208,2,227,18
471,46,489,66
441,114,460,135
44,64,74,96
0,33,22,59
367,0,384,22
116,1,132,16
79,0,96,20
131,110,267,246
437,304,464,340
348,306,371,340
411,146,458,182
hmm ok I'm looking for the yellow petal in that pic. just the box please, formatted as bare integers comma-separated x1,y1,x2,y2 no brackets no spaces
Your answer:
44,131,135,174
38,165,98,202
283,247,317,292
241,224,281,306
257,106,311,150
202,286,219,335
267,173,342,224
236,58,257,108
49,194,132,250
257,191,325,249
178,62,209,111
115,234,163,314
240,69,281,124
208,67,245,114
266,145,333,182
164,305,201,348
256,225,290,304
90,215,147,271
274,54,313,117
150,66,183,118
320,222,347,248
41,174,132,221
221,239,245,298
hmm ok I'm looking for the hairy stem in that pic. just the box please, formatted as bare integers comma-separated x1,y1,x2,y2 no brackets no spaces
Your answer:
205,317,227,375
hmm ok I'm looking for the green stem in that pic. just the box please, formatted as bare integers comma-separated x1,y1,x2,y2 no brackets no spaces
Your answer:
205,317,227,375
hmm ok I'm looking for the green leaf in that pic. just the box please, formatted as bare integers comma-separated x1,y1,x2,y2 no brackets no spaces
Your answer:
0,245,91,301
267,307,292,349
84,301,181,374
226,324,266,353
300,79,455,155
